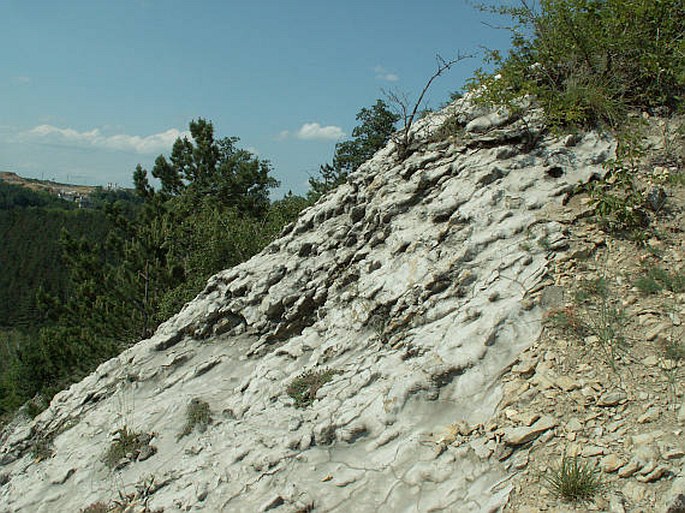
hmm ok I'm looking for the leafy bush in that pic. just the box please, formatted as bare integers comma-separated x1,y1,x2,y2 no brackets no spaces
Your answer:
472,0,685,129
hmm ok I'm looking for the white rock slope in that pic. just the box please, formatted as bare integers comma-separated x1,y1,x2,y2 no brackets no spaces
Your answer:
0,97,615,512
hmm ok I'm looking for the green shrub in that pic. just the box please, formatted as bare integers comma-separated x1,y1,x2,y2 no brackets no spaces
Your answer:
287,369,337,408
472,0,685,129
587,128,655,240
543,454,602,502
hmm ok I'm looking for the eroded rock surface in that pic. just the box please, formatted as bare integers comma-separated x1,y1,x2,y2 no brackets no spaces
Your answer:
0,96,616,512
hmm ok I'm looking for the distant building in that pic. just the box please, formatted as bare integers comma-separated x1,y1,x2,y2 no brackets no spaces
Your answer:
57,190,92,208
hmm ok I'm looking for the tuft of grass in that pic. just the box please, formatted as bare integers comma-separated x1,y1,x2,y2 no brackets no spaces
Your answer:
29,428,54,461
543,455,602,503
664,340,685,362
431,112,466,142
544,306,587,338
635,265,685,295
103,425,152,469
550,276,627,370
668,170,685,187
178,398,212,439
81,476,164,513
287,369,337,408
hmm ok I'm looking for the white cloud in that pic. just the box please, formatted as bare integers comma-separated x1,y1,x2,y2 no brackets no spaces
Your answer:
295,123,344,141
21,125,189,155
12,76,31,85
374,65,399,82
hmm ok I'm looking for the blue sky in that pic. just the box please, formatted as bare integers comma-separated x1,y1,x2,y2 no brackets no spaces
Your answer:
1,0,513,196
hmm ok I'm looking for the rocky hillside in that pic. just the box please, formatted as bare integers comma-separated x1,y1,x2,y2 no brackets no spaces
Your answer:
0,97,682,512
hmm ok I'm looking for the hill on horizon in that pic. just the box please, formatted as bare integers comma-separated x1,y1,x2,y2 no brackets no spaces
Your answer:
0,171,117,197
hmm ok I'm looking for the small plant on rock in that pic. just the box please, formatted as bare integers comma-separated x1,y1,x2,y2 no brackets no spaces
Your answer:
584,294,627,370
549,276,627,370
287,369,337,408
635,265,685,295
81,476,164,512
80,502,109,513
178,398,212,439
104,425,155,469
543,454,602,503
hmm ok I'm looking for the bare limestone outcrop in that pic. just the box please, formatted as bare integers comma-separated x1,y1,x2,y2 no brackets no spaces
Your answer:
0,96,616,512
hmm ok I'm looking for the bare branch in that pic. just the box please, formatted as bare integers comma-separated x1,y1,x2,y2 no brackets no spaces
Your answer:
385,52,473,159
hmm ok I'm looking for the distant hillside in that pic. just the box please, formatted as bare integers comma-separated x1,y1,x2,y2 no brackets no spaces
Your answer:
0,171,97,197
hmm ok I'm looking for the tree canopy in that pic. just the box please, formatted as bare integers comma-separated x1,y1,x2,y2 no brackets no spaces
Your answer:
134,118,278,216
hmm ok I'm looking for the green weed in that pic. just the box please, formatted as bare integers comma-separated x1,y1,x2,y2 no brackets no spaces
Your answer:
287,369,337,408
103,425,154,469
635,265,685,295
543,455,602,503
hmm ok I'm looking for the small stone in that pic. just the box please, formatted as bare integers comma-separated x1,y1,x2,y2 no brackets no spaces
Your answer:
555,375,581,391
503,408,519,420
638,407,660,424
646,322,670,341
609,493,627,513
261,495,285,511
137,444,157,462
607,420,625,433
636,464,669,483
49,467,76,485
511,450,530,470
512,358,537,377
503,416,557,446
453,419,473,436
643,355,659,366
630,431,663,447
637,460,657,476
494,444,513,461
566,418,583,433
664,448,685,460
581,445,604,457
601,454,623,473
470,438,494,459
622,481,647,503
519,412,541,427
598,390,627,407
618,460,641,478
